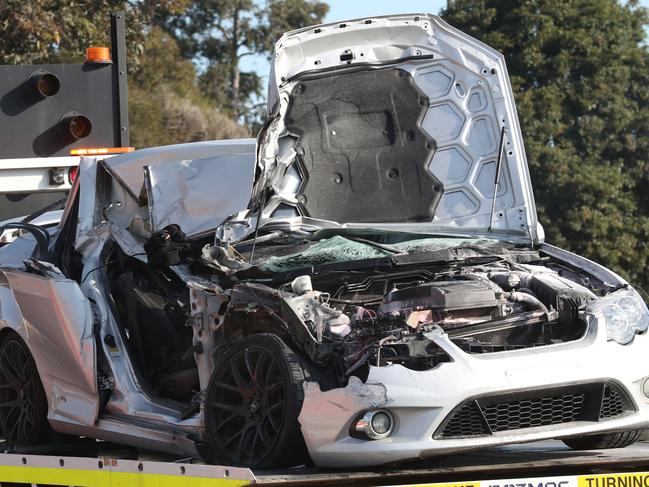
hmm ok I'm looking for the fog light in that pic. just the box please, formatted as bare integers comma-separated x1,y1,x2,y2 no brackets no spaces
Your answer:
371,411,392,435
351,410,394,440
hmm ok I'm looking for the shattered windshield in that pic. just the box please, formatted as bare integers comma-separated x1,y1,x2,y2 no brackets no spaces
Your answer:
250,235,507,273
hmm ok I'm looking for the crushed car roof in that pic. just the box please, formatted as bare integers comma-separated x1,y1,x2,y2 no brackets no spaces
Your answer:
102,139,256,202
100,139,257,238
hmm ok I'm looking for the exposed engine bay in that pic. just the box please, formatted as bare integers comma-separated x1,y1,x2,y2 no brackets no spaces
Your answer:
114,229,604,392
221,254,598,384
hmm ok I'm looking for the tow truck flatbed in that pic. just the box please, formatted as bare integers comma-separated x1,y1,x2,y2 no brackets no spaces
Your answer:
1,440,649,486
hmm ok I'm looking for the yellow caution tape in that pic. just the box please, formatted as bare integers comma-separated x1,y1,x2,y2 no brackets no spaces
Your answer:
579,473,649,487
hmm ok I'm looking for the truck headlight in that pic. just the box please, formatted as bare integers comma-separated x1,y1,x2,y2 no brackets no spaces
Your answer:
586,288,649,345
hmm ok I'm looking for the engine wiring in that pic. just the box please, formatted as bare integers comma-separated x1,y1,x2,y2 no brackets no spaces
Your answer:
80,253,147,284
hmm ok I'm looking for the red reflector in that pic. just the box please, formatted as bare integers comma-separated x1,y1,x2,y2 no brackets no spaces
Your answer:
68,166,79,184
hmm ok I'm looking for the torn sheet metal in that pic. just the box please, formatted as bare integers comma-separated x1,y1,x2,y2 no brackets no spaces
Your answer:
101,139,256,201
144,153,255,238
298,376,388,449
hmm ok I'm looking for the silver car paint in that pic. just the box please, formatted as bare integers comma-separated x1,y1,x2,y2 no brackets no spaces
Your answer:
299,306,649,467
0,270,98,426
144,152,255,237
539,242,628,289
102,139,256,202
72,145,256,454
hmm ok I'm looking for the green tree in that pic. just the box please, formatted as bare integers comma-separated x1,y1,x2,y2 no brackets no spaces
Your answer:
163,0,328,119
129,27,248,148
442,0,649,290
0,0,186,66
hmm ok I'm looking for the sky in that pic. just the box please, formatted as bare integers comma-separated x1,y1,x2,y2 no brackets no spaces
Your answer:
322,0,649,29
325,0,446,22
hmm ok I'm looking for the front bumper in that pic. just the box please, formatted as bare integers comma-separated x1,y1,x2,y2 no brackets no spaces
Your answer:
299,323,649,467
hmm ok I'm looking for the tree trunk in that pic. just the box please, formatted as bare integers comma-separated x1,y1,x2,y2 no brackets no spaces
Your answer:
230,6,241,116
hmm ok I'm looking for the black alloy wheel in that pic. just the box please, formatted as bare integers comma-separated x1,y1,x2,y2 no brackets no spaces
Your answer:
205,334,307,468
0,335,48,446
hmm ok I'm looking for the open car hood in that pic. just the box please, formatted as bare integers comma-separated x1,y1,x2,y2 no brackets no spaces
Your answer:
253,13,539,243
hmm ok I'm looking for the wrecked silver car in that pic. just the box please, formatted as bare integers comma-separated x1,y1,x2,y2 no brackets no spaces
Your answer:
0,14,648,469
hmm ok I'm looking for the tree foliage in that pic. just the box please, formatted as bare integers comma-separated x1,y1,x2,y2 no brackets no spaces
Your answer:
129,27,248,148
0,0,186,66
442,0,649,290
162,0,328,119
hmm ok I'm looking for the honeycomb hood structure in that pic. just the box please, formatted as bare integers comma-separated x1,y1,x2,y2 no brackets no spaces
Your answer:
254,14,539,243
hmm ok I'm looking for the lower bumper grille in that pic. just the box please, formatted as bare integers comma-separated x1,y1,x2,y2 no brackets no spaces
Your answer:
600,383,629,419
482,391,586,432
435,382,634,439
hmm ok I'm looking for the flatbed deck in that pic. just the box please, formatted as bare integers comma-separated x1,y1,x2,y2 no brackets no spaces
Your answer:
258,440,649,485
1,440,649,486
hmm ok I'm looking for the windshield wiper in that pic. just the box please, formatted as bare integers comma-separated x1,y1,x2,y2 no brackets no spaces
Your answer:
345,236,403,254
234,231,288,249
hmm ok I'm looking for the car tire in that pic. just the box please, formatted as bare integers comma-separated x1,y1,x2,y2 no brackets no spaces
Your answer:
562,430,643,450
204,334,308,468
0,335,49,446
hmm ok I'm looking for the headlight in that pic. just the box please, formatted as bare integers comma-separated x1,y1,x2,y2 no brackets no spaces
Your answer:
586,288,649,345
